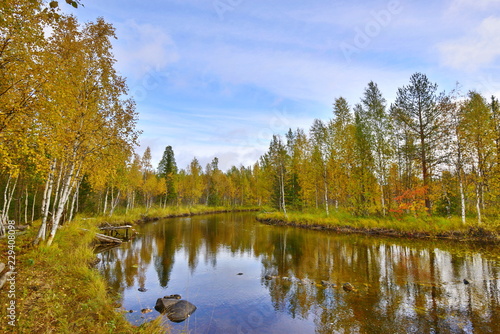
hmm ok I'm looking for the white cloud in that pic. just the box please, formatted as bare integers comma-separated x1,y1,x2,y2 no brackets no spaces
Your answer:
113,20,179,78
438,16,500,71
193,43,409,105
448,0,500,11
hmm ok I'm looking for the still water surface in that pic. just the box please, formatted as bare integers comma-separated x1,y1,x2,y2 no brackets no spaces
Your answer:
97,212,500,333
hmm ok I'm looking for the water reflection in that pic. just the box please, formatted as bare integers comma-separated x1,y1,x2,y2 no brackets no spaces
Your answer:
97,212,500,333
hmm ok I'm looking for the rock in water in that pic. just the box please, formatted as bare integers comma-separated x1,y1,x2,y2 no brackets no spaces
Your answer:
138,287,148,292
343,282,355,292
167,300,197,323
155,297,180,313
321,280,336,288
155,296,197,323
165,294,181,299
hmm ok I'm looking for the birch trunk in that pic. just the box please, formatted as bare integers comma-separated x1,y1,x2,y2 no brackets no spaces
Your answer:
24,187,29,225
69,178,81,222
47,160,78,246
476,183,482,224
35,160,56,245
31,188,37,225
1,175,19,237
103,187,109,215
323,164,329,216
109,189,120,216
459,171,466,225
380,184,386,216
280,164,287,216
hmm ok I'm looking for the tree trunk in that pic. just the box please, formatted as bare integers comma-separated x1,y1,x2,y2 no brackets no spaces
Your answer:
476,183,482,224
280,164,287,216
323,165,329,216
34,159,56,245
476,166,482,224
47,160,79,246
31,188,37,225
24,187,29,225
109,189,121,216
458,170,466,225
1,174,18,228
69,179,81,222
103,187,109,215
380,184,386,216
51,162,64,220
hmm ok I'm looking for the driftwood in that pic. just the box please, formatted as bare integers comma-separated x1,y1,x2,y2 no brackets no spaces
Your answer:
99,225,132,230
99,224,132,239
81,228,122,244
95,233,122,244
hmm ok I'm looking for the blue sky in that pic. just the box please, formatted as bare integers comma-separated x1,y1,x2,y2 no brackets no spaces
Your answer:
63,0,500,171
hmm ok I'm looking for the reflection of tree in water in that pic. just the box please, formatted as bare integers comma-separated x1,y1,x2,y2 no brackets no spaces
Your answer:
258,227,500,333
153,221,178,287
98,213,500,333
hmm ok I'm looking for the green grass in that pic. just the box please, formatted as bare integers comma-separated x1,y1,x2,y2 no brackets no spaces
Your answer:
257,210,500,241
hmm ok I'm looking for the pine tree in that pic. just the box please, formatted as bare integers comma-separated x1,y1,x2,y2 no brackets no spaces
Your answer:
157,146,178,205
393,73,445,211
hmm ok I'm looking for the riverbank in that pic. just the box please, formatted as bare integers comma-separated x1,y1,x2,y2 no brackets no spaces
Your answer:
92,205,261,226
0,205,260,333
256,211,500,243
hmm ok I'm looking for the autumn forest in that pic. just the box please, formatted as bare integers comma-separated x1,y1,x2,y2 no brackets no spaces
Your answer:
2,0,500,246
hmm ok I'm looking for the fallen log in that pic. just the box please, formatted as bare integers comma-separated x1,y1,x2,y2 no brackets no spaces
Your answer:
81,228,122,244
99,225,132,230
95,232,122,244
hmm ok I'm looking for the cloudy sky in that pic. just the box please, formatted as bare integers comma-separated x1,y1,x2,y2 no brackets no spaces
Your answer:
63,0,500,171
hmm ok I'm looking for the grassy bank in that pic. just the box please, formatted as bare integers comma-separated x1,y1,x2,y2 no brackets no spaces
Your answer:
0,205,260,333
256,211,500,243
0,219,166,333
87,205,262,226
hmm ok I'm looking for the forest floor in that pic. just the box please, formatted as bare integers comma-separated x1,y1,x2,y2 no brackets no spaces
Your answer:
256,211,500,243
0,205,259,334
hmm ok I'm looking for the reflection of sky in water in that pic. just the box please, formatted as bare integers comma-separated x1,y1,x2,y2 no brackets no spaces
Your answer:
111,247,315,333
98,213,500,334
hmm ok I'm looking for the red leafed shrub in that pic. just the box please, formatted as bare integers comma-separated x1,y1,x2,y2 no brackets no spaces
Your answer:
390,186,429,217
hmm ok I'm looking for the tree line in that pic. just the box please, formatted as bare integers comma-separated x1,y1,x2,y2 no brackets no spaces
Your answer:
260,74,500,224
1,1,498,244
85,73,499,227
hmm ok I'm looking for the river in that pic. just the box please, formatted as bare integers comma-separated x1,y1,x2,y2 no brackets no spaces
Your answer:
97,212,500,333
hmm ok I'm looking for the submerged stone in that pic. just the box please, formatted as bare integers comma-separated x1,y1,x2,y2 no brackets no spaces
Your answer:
167,300,197,322
342,282,355,292
321,280,336,288
155,296,197,323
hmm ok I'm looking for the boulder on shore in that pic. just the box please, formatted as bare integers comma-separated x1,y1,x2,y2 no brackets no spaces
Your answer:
155,296,197,323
